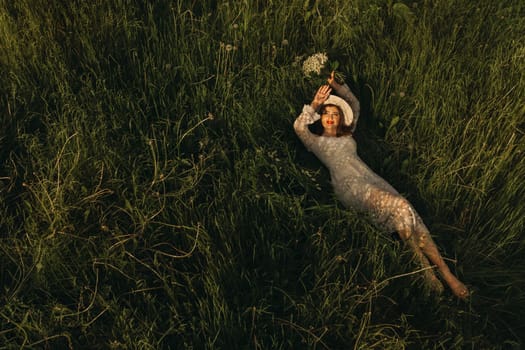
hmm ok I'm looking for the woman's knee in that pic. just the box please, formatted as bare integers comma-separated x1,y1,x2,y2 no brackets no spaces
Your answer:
391,197,416,230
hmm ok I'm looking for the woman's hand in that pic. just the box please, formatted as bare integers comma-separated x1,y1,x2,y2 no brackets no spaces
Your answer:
327,70,341,89
311,85,332,111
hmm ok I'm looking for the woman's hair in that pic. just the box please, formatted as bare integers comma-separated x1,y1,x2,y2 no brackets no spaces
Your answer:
309,104,353,137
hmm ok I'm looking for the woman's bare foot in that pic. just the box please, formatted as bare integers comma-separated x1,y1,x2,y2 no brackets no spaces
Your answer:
446,277,469,299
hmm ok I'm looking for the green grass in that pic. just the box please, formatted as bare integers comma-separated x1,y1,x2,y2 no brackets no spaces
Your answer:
1,0,524,348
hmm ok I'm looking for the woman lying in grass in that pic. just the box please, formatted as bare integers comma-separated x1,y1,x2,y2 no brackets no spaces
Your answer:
294,72,469,299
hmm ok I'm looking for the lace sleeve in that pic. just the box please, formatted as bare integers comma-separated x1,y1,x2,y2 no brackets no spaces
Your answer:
293,104,320,152
333,83,360,131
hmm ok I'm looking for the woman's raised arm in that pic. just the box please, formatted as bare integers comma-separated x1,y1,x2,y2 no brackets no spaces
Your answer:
328,72,360,131
294,85,331,151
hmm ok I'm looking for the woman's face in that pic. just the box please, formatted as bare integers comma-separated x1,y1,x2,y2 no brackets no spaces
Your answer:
321,105,341,135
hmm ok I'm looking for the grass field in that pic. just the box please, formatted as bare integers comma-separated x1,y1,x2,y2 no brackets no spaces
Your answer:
1,0,524,348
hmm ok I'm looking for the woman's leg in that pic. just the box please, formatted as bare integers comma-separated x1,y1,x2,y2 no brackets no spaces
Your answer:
367,189,468,297
398,227,445,294
367,189,444,293
414,224,469,298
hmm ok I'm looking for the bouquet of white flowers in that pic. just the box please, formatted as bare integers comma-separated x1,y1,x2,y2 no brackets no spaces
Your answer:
302,52,329,77
298,52,346,86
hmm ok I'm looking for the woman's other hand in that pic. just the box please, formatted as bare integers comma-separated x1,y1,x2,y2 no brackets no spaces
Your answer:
311,85,332,110
327,70,341,89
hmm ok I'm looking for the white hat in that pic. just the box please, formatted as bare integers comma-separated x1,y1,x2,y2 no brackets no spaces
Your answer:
323,95,353,127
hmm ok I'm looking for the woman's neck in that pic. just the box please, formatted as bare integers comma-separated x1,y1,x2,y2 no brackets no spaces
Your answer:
322,130,337,137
